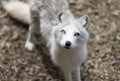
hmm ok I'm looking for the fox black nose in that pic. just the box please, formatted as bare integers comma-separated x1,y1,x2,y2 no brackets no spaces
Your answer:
65,41,71,47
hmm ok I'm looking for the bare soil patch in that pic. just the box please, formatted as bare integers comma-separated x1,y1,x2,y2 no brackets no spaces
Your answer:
0,0,120,81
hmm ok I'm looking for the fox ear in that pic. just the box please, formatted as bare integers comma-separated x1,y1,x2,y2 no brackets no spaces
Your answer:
57,11,74,22
78,15,89,29
58,12,63,22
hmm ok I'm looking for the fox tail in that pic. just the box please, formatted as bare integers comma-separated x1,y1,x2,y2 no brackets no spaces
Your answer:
0,0,30,24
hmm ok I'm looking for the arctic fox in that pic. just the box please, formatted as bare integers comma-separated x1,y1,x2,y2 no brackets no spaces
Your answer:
1,0,90,81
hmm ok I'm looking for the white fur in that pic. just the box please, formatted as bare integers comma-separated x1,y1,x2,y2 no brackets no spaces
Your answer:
25,41,35,51
49,17,89,81
1,1,30,24
2,1,89,81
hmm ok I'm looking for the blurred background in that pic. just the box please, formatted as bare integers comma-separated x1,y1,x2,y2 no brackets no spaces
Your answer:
0,0,120,81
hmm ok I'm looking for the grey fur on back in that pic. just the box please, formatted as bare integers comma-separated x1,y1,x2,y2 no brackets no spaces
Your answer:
30,0,69,19
30,0,71,40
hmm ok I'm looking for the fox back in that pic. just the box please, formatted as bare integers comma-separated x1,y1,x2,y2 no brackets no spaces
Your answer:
30,0,70,40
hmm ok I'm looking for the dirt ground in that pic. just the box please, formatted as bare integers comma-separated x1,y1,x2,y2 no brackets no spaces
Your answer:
0,0,120,81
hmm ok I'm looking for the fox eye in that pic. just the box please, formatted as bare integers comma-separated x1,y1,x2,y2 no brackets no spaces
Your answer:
61,30,66,34
74,32,80,36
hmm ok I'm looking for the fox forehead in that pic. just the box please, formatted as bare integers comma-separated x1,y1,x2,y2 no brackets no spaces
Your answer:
61,23,80,33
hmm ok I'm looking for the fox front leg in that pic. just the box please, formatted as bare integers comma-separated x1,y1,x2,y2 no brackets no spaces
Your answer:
62,68,72,81
74,67,81,81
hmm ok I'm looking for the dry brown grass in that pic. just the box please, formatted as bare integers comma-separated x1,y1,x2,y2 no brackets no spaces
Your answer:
0,0,120,81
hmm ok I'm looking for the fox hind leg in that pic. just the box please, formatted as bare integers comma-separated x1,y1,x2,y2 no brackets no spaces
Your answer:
25,5,40,51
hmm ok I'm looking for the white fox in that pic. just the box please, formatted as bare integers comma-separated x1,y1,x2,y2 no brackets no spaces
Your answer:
1,0,90,81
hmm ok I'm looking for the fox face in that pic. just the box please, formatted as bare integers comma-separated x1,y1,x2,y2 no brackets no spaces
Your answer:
53,12,89,49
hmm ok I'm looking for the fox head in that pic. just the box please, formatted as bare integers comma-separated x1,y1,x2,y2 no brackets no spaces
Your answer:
52,11,89,49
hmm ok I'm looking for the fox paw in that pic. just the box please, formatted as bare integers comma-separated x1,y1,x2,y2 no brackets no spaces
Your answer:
25,41,35,51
